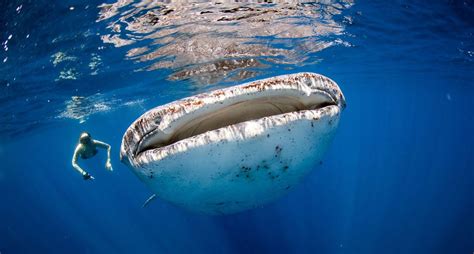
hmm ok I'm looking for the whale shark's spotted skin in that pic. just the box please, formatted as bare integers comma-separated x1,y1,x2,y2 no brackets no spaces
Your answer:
121,73,345,215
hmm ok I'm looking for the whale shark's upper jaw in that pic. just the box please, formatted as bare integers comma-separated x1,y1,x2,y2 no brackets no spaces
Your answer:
120,72,345,166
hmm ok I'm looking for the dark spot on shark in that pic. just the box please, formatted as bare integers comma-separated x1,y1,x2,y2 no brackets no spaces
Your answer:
154,115,162,124
241,166,251,172
163,9,174,15
274,145,283,157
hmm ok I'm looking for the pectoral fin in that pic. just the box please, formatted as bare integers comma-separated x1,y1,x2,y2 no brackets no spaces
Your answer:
142,194,157,208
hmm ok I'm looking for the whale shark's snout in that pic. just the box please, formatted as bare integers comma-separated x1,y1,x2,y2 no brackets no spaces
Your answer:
121,72,345,214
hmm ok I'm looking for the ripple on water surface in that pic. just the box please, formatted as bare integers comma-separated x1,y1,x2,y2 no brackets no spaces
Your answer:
97,0,354,85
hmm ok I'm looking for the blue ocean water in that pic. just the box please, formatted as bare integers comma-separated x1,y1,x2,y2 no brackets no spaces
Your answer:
0,0,473,253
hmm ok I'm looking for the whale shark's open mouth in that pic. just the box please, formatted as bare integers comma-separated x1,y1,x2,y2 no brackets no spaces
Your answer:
139,95,337,153
121,72,345,166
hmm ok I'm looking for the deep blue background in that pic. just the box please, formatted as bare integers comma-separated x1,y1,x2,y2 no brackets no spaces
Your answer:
1,0,473,253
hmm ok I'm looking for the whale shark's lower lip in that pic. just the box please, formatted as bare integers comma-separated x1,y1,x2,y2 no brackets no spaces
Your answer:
120,72,345,214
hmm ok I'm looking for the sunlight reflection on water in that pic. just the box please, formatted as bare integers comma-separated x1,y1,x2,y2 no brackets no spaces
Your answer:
97,0,353,85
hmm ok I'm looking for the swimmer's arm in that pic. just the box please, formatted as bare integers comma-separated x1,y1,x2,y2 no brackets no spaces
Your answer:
72,145,87,176
94,140,111,161
94,140,113,170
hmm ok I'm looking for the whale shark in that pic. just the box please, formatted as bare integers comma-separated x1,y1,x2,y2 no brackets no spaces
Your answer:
120,72,345,215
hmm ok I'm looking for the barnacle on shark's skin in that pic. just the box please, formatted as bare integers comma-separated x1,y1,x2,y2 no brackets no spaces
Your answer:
120,72,346,215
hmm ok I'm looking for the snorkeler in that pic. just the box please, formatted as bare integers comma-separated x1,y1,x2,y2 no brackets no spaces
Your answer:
72,132,113,180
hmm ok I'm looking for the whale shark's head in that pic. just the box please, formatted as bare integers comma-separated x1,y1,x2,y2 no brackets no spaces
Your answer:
120,72,345,214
